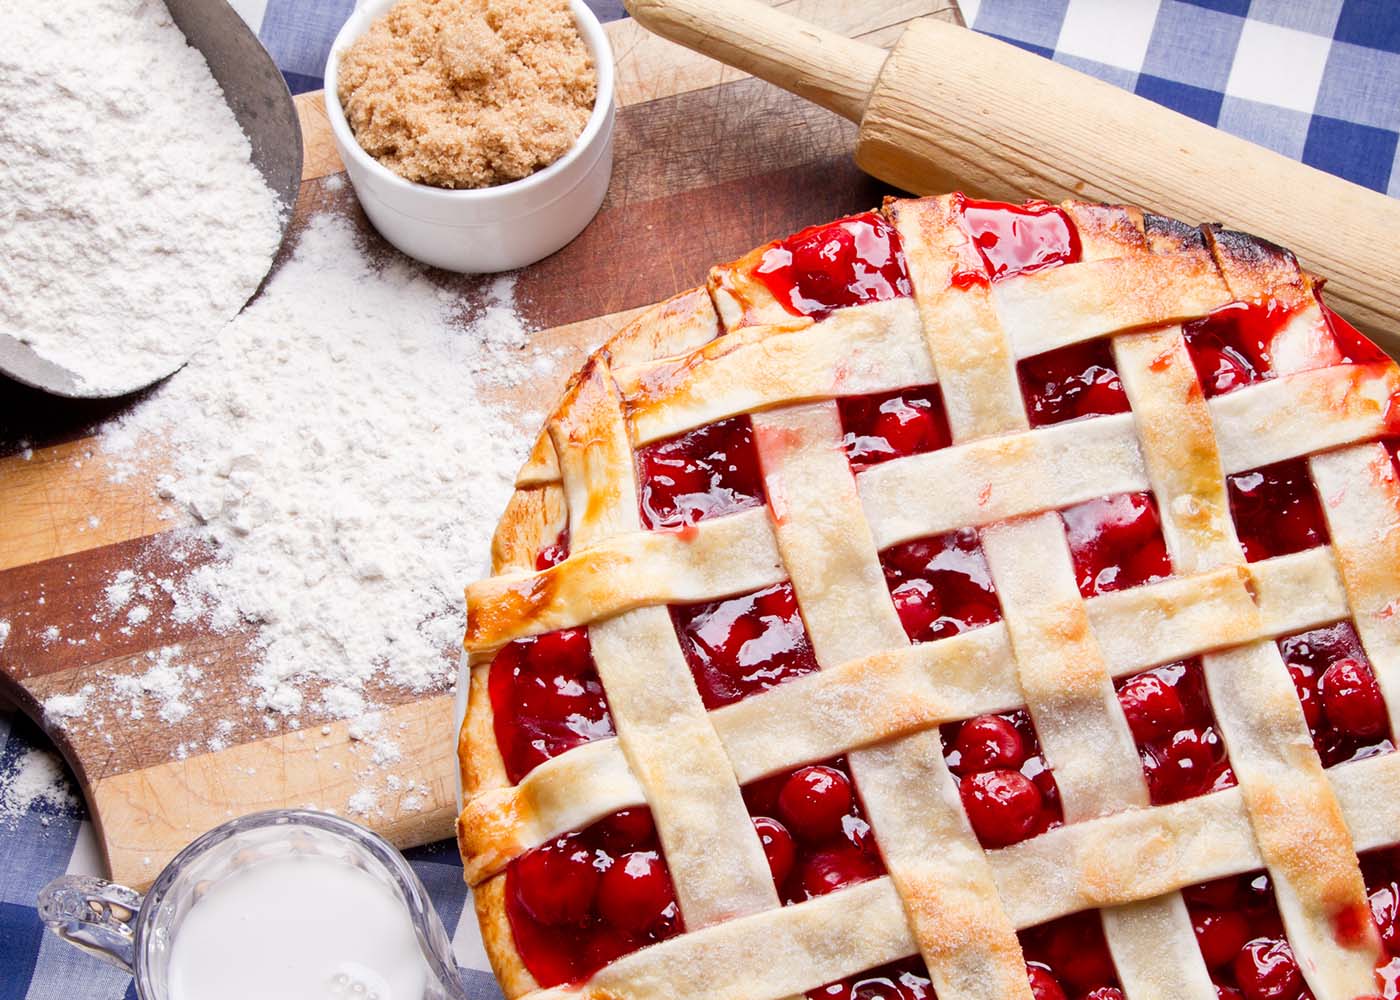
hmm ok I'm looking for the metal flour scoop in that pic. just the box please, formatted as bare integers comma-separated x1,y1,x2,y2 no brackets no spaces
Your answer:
0,0,303,399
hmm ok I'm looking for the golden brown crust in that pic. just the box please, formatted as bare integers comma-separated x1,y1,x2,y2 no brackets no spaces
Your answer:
1060,202,1150,261
707,237,802,331
1204,224,1314,307
473,874,540,998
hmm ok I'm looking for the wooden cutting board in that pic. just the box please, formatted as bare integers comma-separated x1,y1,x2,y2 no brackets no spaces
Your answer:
0,0,958,889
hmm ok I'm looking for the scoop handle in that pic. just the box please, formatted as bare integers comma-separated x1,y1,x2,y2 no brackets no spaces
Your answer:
623,0,886,122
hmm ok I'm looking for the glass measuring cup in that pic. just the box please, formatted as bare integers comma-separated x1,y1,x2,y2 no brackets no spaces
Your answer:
37,809,467,1000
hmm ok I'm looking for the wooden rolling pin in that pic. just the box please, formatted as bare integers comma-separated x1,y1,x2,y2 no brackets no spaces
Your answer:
624,0,1400,348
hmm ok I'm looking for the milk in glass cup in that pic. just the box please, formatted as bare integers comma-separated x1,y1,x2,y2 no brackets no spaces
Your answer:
38,810,466,1000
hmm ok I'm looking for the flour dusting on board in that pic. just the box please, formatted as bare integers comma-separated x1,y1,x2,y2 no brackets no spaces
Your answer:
82,215,549,735
0,0,282,392
27,210,551,812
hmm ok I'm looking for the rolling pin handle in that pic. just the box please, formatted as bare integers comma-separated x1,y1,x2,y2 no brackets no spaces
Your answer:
623,0,886,122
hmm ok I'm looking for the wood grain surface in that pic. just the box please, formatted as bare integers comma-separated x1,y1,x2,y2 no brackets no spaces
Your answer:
0,2,955,888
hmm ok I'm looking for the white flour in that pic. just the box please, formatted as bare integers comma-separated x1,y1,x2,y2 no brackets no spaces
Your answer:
0,0,282,393
44,687,94,720
100,214,543,722
0,747,78,827
110,646,202,724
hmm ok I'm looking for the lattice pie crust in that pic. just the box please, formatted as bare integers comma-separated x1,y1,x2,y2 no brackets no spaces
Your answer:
457,194,1400,1000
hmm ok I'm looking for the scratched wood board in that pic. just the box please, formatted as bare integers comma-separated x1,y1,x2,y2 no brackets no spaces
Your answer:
0,1,959,888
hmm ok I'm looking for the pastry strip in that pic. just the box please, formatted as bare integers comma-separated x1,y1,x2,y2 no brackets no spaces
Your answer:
888,196,1028,442
980,514,1149,822
1210,362,1399,475
858,412,1148,549
994,249,1230,360
622,298,935,446
465,506,783,648
748,400,1033,1000
1309,443,1400,758
547,363,780,928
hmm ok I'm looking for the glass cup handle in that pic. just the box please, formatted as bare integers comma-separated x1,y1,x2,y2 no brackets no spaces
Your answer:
37,874,144,973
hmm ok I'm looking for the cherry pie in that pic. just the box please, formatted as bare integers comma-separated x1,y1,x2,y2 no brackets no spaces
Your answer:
458,194,1400,1000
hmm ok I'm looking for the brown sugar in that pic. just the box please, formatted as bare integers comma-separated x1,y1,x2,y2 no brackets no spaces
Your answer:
337,0,597,189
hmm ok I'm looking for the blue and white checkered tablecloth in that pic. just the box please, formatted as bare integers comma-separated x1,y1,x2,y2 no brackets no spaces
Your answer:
4,1,1400,997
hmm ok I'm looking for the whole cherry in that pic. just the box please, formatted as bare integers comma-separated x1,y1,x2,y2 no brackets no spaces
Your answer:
872,403,938,459
1117,672,1186,742
952,715,1027,775
512,836,600,926
1037,913,1115,991
752,816,796,887
1192,909,1252,968
1025,964,1068,1000
960,769,1045,847
778,765,854,840
597,851,677,934
793,843,882,899
597,808,656,849
1232,938,1302,1000
891,580,940,642
1319,658,1386,739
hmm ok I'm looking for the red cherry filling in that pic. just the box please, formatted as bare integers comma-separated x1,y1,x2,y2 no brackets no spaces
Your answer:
1020,911,1121,998
489,627,614,783
753,212,912,320
778,764,853,838
536,528,570,570
1061,492,1172,598
943,710,1062,848
1323,300,1390,365
838,386,952,471
1363,849,1400,965
742,758,886,905
637,416,765,530
505,808,682,987
880,529,1001,643
1018,340,1130,427
1367,851,1400,1000
752,815,795,887
671,581,820,709
1026,964,1067,1000
1278,621,1393,767
1226,459,1329,562
951,714,1026,773
808,958,935,1000
1115,658,1235,805
512,833,601,927
1182,871,1310,998
1182,299,1302,397
1386,439,1400,480
952,195,1082,283
1234,940,1305,1000
598,851,677,934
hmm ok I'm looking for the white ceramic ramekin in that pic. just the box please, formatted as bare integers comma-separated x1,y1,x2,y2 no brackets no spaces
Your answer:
324,0,615,273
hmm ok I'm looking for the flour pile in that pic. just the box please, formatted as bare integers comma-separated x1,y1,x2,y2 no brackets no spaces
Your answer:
0,747,78,827
101,215,544,721
0,0,282,393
